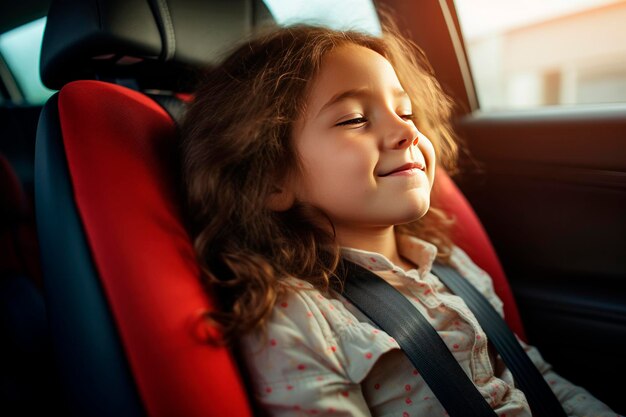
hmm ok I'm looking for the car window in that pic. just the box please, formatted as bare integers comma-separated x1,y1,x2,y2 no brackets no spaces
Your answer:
454,0,626,111
262,0,381,35
0,17,55,105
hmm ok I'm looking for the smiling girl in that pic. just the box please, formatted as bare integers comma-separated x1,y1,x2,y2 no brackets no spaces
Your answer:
180,20,618,417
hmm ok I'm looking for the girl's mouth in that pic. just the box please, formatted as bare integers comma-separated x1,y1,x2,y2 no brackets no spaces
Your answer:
379,162,426,177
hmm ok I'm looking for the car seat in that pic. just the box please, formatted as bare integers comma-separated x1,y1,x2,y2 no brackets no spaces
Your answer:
34,0,524,416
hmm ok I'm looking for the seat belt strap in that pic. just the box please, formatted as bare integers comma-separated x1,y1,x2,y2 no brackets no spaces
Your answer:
431,263,568,417
341,260,498,417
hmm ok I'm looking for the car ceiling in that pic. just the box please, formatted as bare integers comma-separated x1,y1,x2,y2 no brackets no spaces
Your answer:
0,0,50,35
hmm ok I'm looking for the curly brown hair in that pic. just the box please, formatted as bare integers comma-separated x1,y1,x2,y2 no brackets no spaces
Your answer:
180,18,458,344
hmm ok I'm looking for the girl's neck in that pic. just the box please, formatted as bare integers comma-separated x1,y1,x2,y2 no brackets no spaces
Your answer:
336,225,413,269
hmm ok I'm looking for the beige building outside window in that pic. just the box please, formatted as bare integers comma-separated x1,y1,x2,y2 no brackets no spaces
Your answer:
454,0,626,110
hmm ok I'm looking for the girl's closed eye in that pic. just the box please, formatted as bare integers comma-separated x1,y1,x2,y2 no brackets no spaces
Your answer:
335,113,415,127
336,116,368,127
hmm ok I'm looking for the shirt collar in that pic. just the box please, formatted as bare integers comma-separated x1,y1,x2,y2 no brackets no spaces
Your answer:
340,234,438,280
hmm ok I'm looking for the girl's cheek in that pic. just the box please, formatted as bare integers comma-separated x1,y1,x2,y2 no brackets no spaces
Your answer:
415,133,434,163
415,132,436,185
339,138,373,166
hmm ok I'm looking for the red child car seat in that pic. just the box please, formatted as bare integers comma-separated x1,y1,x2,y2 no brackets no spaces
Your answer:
36,1,256,416
34,1,524,416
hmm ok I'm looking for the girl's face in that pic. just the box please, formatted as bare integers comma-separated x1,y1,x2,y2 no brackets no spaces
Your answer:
291,44,436,231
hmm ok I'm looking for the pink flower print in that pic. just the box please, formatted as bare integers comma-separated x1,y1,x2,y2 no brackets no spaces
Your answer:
297,364,306,371
405,384,411,391
365,352,373,359
280,302,288,308
374,383,381,390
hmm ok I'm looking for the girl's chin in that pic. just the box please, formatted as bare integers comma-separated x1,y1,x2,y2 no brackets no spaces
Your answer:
374,205,430,227
397,202,431,224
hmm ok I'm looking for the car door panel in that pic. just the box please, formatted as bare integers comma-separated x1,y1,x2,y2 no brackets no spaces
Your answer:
454,107,626,412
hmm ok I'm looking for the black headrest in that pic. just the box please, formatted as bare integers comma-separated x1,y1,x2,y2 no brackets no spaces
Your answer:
40,0,260,92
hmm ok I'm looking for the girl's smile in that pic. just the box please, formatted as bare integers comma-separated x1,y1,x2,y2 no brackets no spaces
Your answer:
378,162,425,177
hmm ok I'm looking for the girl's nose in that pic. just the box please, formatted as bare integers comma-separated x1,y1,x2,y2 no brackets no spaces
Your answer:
395,133,420,148
384,114,419,150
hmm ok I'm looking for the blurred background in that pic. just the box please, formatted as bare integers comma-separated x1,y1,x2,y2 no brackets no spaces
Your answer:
455,0,626,110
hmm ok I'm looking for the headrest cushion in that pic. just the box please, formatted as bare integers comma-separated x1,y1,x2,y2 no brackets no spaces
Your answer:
41,0,255,91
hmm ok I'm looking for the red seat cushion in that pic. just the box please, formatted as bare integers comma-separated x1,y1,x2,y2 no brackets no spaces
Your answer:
58,80,253,417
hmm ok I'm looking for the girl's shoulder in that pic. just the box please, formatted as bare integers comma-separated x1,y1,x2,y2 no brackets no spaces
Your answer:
239,276,400,384
448,244,504,315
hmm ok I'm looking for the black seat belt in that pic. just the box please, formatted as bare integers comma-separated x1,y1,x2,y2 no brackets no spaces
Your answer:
340,260,498,417
430,263,568,417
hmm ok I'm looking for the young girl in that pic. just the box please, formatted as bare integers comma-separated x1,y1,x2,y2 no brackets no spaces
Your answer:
180,20,619,417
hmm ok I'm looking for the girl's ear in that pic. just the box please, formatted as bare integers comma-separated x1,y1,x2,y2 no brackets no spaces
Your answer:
266,186,295,212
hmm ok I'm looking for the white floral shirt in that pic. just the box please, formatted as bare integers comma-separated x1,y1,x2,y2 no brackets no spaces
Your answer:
239,234,619,416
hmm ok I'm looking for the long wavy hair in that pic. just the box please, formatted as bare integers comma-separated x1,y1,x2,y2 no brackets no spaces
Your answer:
180,19,459,344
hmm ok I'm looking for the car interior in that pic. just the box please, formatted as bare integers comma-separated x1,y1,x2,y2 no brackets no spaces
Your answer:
1,0,625,416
